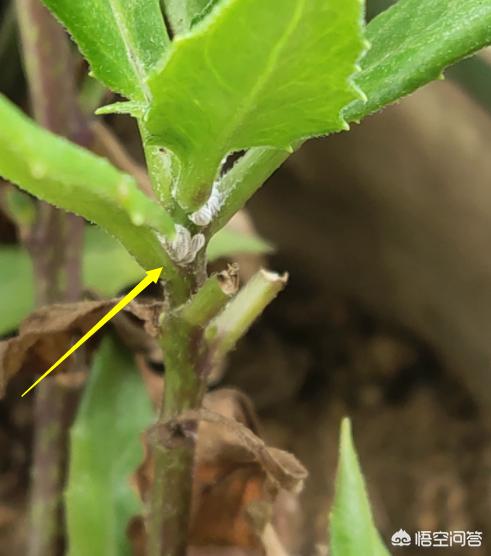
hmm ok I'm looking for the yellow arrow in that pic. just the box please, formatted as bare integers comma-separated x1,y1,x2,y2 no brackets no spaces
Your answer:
21,267,163,397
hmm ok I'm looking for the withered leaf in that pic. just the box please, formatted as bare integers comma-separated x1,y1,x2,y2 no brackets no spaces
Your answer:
132,389,306,555
0,298,163,395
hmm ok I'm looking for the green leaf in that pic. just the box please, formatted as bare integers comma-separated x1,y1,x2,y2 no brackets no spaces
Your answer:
345,0,491,122
0,227,145,335
330,418,390,556
0,95,172,271
146,0,365,210
207,227,273,262
42,0,169,101
65,334,153,556
163,0,219,34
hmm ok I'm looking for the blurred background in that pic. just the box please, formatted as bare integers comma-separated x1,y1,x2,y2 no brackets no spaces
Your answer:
0,0,490,554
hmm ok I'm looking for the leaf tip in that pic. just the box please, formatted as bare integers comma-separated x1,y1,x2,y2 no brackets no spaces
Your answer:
340,417,352,448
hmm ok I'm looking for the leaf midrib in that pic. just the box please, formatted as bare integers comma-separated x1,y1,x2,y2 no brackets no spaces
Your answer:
107,0,151,100
212,0,306,160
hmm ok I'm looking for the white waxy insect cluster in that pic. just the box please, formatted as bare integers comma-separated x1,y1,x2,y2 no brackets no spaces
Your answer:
163,162,228,264
160,225,205,266
189,180,223,226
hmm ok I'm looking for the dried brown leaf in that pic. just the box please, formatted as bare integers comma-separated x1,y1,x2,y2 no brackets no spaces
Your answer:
131,389,306,555
0,298,163,395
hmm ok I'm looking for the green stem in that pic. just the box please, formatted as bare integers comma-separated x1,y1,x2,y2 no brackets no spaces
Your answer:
180,269,238,327
146,263,241,554
143,142,290,556
148,311,205,556
138,122,176,209
149,267,287,556
140,96,205,553
209,147,292,236
143,145,174,209
138,122,193,233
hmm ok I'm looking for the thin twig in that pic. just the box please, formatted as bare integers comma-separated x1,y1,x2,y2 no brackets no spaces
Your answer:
206,269,288,360
180,267,239,327
15,1,89,554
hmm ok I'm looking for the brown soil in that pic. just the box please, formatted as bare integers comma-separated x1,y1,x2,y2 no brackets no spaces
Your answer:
225,260,491,556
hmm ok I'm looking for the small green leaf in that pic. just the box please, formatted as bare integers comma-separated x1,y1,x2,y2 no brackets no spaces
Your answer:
345,0,491,122
207,227,273,262
0,227,145,335
330,418,390,556
95,101,145,117
65,334,153,556
146,0,365,210
42,0,169,101
0,95,172,271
